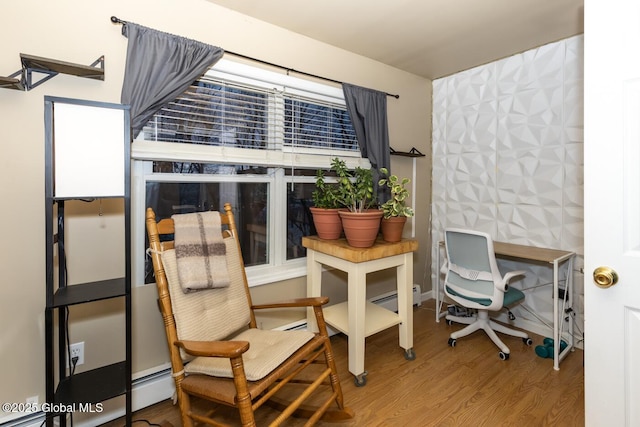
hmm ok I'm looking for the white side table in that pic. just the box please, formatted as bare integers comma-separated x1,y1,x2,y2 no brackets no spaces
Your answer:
303,236,418,386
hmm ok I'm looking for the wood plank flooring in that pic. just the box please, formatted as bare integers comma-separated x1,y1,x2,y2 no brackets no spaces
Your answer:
102,300,584,426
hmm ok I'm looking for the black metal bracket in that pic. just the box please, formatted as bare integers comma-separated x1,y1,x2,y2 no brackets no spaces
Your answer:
23,67,58,91
390,147,426,158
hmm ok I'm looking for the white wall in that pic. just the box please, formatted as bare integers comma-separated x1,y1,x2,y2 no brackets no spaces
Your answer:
431,35,584,341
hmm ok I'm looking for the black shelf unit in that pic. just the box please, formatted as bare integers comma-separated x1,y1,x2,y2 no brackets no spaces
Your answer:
44,97,131,427
1,53,104,91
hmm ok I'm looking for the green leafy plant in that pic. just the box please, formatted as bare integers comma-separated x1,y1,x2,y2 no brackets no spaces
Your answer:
378,167,415,219
331,157,376,213
312,169,340,209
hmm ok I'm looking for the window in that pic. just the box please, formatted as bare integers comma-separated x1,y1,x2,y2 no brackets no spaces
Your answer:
132,59,369,286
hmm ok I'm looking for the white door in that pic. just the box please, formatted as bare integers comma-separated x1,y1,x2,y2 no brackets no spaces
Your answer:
584,1,640,425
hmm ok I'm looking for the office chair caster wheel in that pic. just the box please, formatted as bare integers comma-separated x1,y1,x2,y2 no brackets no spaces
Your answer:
523,337,533,346
499,351,510,360
354,372,368,387
508,310,516,320
448,338,456,347
446,319,454,326
404,348,416,360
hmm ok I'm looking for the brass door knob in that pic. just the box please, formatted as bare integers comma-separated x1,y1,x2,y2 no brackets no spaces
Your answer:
593,266,618,289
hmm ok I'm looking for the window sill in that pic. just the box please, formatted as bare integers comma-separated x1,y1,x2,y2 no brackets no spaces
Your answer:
246,261,307,287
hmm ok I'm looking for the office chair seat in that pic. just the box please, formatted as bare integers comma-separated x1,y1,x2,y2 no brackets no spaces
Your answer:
445,285,525,307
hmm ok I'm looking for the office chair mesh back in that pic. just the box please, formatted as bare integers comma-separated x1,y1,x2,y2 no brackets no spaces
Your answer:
445,229,504,310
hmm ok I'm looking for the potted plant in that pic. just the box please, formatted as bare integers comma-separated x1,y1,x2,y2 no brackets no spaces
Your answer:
331,157,382,247
378,167,415,242
309,169,343,239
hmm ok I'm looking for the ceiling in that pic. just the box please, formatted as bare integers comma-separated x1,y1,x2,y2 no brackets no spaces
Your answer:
206,0,584,80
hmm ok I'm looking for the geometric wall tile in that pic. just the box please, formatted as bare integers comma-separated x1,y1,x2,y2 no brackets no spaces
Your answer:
497,146,565,207
431,35,584,336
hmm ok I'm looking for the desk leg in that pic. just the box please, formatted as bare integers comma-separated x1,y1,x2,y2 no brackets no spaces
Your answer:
552,259,559,370
554,256,575,370
436,245,441,323
306,249,322,333
567,256,575,353
397,253,414,355
347,262,367,382
435,243,448,322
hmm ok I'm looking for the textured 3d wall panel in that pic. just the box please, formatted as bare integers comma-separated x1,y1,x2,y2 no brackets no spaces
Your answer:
432,35,584,340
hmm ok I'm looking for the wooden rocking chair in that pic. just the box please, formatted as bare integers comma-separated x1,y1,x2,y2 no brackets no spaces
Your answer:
145,204,353,426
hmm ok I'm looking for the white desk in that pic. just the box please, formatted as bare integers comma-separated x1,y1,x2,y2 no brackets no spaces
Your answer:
435,240,575,370
303,236,418,386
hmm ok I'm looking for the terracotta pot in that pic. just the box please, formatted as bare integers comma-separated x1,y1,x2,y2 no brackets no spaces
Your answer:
338,209,383,248
381,216,407,243
310,207,343,240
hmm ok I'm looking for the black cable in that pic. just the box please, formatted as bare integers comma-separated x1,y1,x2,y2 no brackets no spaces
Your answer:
58,205,76,427
132,419,163,427
66,307,74,374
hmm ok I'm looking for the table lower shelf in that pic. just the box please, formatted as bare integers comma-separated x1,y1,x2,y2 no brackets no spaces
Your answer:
324,301,402,337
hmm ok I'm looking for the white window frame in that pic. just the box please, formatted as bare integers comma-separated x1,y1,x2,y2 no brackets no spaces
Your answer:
131,59,369,287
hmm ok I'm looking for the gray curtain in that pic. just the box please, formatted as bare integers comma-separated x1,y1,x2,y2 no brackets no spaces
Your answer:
342,83,390,202
120,23,224,137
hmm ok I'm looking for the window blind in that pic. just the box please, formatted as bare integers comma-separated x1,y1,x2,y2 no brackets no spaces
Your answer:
141,75,358,154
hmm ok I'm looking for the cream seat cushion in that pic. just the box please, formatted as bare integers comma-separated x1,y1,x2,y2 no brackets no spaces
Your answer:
186,328,314,381
161,236,314,381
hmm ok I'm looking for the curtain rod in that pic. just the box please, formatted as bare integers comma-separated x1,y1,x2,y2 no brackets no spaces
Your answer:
224,51,400,99
110,16,399,99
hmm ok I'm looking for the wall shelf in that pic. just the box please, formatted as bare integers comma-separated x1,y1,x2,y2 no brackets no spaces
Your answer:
1,54,104,91
0,74,24,90
390,147,425,158
389,147,424,238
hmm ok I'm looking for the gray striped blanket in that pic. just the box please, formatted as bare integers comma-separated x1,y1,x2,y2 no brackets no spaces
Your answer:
171,211,230,293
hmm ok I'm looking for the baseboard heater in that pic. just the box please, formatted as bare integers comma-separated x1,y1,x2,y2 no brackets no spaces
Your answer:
369,284,422,312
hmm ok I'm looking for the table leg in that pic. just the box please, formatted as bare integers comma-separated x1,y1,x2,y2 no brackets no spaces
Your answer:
347,262,367,379
397,253,414,353
436,244,441,322
306,249,322,333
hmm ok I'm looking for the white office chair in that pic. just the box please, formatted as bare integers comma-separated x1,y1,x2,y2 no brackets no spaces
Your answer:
443,228,533,360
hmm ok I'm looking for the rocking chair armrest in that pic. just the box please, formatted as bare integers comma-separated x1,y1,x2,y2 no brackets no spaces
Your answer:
252,296,329,310
175,340,250,358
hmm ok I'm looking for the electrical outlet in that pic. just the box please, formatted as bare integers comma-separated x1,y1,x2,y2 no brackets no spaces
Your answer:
69,342,84,367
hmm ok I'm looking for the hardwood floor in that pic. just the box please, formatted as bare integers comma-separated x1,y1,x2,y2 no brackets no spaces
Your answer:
103,300,584,426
